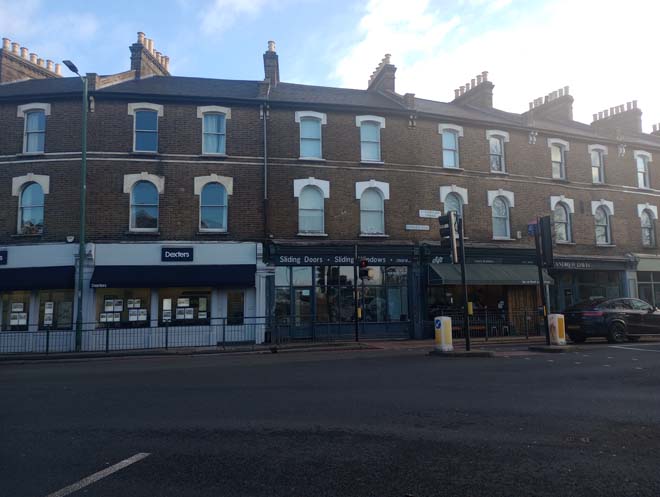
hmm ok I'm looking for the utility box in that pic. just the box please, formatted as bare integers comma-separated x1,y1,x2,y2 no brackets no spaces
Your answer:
548,314,566,346
434,316,453,352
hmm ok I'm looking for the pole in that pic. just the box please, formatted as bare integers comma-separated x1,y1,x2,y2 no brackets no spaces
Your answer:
354,245,359,342
75,75,88,352
534,219,551,345
458,218,470,351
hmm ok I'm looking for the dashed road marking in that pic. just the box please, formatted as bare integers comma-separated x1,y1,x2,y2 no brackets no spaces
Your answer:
609,346,660,353
574,362,582,365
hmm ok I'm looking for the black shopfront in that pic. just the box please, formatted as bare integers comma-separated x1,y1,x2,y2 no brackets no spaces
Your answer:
266,244,417,340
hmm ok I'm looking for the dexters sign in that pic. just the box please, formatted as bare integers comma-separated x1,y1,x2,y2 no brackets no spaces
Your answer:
161,247,194,262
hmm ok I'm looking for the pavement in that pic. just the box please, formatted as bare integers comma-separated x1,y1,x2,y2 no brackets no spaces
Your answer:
2,339,660,496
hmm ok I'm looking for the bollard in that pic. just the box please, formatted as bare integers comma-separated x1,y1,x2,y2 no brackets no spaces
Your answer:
548,314,566,345
434,316,453,352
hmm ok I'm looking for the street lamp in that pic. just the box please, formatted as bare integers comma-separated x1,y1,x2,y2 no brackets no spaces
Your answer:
63,59,88,352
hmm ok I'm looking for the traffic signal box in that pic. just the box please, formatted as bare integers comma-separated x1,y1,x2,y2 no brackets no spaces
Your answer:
438,211,459,264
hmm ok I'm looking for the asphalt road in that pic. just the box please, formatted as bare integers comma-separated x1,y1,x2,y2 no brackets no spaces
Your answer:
1,342,660,497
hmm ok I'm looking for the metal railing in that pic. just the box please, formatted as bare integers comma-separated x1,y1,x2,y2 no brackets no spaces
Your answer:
424,309,545,339
0,317,267,355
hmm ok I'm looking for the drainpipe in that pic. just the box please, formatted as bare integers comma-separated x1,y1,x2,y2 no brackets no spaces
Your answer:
262,93,270,241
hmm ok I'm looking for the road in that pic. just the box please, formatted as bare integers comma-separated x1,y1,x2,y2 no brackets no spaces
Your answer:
1,341,660,497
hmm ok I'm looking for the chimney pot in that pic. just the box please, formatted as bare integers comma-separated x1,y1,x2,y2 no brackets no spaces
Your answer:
137,31,145,44
163,55,169,70
2,38,10,50
633,100,638,109
604,110,609,118
529,102,534,110
593,113,598,121
544,95,549,104
29,53,37,63
37,58,44,67
610,107,615,115
384,53,391,64
55,63,61,75
20,47,28,59
11,42,19,54
46,60,54,71
267,40,276,52
482,70,488,81
626,102,631,110
477,74,483,84
557,89,563,98
460,85,465,95
465,82,471,91
564,85,569,95
454,89,460,99
598,111,604,119
471,78,476,87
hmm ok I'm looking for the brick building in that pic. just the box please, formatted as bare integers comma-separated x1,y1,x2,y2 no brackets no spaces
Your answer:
1,33,660,349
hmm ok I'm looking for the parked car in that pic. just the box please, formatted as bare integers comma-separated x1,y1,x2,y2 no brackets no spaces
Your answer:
564,297,660,343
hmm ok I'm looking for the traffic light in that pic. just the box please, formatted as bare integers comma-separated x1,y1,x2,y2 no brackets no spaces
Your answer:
358,258,370,279
438,211,459,264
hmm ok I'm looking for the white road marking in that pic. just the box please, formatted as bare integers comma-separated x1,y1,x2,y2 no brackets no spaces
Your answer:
45,452,150,497
603,365,611,367
609,346,660,353
574,362,582,365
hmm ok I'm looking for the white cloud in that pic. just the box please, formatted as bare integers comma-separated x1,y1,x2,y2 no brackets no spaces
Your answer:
335,0,660,131
200,0,269,35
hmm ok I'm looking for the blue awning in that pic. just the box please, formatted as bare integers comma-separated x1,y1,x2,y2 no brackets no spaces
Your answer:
90,265,256,288
0,266,75,291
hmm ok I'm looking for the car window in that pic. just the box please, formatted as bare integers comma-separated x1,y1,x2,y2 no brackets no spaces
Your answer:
630,299,653,311
606,299,632,310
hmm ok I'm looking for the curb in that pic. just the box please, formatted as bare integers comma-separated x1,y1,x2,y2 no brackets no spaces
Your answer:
528,345,576,353
429,349,495,358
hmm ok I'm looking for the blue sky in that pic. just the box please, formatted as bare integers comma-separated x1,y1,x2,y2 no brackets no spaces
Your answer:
2,0,659,130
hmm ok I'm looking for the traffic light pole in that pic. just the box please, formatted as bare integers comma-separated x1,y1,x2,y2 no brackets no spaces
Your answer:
534,220,551,345
458,218,470,351
354,244,359,342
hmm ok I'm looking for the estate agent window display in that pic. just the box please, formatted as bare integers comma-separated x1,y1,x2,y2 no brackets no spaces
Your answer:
38,290,74,330
158,287,211,326
1,291,31,331
94,288,151,328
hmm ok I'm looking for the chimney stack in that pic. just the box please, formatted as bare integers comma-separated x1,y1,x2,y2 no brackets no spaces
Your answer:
367,53,396,93
591,100,643,135
525,86,573,121
130,31,170,78
452,70,494,108
652,124,660,136
263,40,280,87
0,36,61,82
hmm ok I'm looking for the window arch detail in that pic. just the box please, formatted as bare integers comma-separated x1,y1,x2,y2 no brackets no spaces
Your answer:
12,173,50,196
194,174,233,196
123,172,165,194
439,185,468,205
294,177,330,198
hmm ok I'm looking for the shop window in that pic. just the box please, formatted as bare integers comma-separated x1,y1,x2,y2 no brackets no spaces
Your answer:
202,112,227,155
38,290,73,329
95,288,151,328
227,291,244,325
19,182,45,235
159,288,211,325
200,182,228,232
130,180,159,231
641,209,656,247
553,202,571,243
298,185,324,234
444,192,463,219
275,266,291,286
24,109,46,153
360,187,385,235
491,196,511,238
1,291,31,331
133,109,158,152
594,206,612,245
292,266,313,286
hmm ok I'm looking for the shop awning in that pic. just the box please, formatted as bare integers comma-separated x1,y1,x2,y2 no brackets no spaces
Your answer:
90,264,256,288
0,266,75,291
429,263,554,286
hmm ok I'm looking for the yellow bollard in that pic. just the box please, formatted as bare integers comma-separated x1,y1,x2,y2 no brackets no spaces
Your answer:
434,316,453,352
548,314,566,345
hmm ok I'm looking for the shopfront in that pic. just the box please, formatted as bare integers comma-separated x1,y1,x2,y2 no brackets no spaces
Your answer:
550,256,634,311
635,255,660,307
267,244,415,340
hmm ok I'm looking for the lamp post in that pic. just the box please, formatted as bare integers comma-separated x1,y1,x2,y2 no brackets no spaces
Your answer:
63,60,88,352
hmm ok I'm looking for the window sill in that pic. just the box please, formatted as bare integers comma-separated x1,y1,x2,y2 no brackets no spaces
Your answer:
360,233,389,238
492,236,515,241
297,232,328,237
131,151,159,156
596,244,616,248
18,152,46,157
551,177,569,182
200,153,227,158
360,160,385,166
298,157,326,162
490,170,509,175
442,166,464,171
197,230,228,235
556,241,576,245
125,230,160,236
11,232,43,238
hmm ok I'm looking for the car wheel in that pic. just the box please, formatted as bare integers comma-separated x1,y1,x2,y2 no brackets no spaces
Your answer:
627,336,641,342
607,322,627,343
568,333,586,343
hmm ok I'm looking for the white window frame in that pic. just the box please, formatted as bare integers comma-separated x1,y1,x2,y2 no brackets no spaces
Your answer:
487,189,514,240
438,124,464,169
486,130,510,173
552,202,572,243
294,177,330,236
194,174,234,233
588,144,607,184
197,106,231,156
123,172,164,233
591,200,614,246
548,138,570,180
128,102,163,153
17,103,51,154
638,203,658,248
634,150,652,189
439,185,468,217
550,195,575,244
16,181,45,235
13,173,50,235
356,180,389,236
295,111,327,160
356,115,385,163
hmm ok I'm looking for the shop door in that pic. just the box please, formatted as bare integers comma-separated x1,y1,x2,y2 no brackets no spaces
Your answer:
292,287,313,339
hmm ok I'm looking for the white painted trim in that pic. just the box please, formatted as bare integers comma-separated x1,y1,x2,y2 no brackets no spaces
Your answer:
295,111,327,125
550,195,575,213
591,199,614,216
127,102,164,117
634,150,653,162
637,203,658,219
193,174,234,195
293,177,330,198
355,115,386,128
17,102,51,117
438,123,464,137
196,105,231,119
439,185,468,205
123,172,165,194
487,189,514,207
12,173,50,196
547,138,570,151
588,144,608,155
355,180,389,200
486,129,510,142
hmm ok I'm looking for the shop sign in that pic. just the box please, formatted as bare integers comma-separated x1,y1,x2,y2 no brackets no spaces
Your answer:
275,254,412,266
431,255,536,265
419,210,442,219
161,247,194,262
0,250,6,265
553,259,627,271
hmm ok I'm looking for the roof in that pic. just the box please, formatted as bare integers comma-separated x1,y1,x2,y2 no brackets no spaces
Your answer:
0,76,81,97
269,82,403,109
98,76,263,100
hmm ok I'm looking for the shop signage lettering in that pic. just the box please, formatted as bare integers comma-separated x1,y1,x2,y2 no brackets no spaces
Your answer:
0,250,7,265
276,254,411,266
553,260,592,270
161,247,194,262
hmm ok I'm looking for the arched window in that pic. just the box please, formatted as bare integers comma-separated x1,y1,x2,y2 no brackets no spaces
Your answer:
594,206,611,245
491,196,510,238
444,192,463,219
19,182,44,234
360,187,384,234
202,113,226,154
641,209,655,247
551,144,566,179
130,181,159,231
553,202,571,242
24,110,46,153
442,129,459,168
134,109,159,152
200,182,228,231
298,185,324,233
300,117,322,159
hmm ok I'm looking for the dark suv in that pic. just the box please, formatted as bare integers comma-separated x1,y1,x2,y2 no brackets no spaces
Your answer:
564,298,660,343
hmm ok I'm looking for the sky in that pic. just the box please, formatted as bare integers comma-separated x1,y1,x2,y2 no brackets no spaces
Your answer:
1,0,659,131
